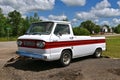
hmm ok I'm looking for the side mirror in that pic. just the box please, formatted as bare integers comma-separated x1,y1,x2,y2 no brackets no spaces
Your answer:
55,32,62,37
58,32,62,36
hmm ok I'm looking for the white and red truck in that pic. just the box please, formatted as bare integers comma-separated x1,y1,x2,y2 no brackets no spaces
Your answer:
16,21,106,66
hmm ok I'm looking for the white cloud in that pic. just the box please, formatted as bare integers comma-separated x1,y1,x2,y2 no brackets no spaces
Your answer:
113,18,120,24
91,0,120,18
40,14,68,21
92,8,120,18
101,21,110,25
61,0,86,6
76,0,120,20
72,18,78,22
40,16,49,21
48,14,67,21
0,0,55,15
100,18,120,26
94,19,99,23
117,0,120,7
76,12,97,20
0,5,14,15
92,0,111,10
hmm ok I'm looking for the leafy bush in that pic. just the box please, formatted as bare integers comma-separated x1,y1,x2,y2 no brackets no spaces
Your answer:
114,24,120,33
73,27,90,35
94,25,100,34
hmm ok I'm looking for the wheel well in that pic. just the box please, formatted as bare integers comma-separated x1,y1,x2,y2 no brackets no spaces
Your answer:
96,47,102,51
94,47,102,54
62,49,73,58
94,47,102,53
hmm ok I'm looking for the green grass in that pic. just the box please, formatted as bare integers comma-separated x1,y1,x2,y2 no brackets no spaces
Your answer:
0,37,17,41
103,36,120,58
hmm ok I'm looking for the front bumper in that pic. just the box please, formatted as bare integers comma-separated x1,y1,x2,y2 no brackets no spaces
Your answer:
16,50,47,60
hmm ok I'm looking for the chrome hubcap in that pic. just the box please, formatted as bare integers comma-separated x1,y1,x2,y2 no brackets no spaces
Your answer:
96,51,101,57
63,53,71,65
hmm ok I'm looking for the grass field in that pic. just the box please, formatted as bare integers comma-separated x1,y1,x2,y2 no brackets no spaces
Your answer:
0,37,17,41
103,36,120,58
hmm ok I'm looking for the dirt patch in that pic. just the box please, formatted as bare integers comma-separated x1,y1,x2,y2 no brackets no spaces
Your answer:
49,69,83,80
0,67,23,80
108,68,120,76
1,58,120,80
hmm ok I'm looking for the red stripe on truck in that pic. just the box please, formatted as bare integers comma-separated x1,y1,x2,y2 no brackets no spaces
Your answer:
45,39,105,49
18,39,105,49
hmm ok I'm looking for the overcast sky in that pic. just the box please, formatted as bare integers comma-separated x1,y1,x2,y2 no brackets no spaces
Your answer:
0,0,120,26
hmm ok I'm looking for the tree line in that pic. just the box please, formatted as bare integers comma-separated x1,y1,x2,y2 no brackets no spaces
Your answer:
0,8,120,37
73,20,120,35
0,8,40,37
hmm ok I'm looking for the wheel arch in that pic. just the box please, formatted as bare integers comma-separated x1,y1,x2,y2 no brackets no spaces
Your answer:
59,48,73,66
61,48,73,58
95,47,102,51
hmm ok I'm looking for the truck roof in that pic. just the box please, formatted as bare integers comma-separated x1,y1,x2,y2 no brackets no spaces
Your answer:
33,21,71,24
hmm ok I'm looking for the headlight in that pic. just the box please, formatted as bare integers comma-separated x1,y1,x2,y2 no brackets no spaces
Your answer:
17,40,22,46
36,41,45,48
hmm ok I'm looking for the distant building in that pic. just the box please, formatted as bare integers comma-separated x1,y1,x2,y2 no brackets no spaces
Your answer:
109,27,113,33
101,25,113,34
101,26,108,33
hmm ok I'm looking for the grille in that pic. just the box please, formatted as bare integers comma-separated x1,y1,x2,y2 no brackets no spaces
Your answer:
23,41,36,47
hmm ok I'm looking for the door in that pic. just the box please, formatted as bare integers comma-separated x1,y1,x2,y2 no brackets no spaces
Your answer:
50,24,73,60
52,24,73,42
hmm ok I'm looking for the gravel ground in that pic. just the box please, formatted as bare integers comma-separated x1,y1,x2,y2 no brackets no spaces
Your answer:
0,41,120,80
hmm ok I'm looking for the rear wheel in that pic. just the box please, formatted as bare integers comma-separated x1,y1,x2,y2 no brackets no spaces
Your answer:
60,50,72,67
93,48,102,58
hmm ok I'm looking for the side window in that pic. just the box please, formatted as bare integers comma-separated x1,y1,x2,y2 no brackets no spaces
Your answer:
54,24,70,35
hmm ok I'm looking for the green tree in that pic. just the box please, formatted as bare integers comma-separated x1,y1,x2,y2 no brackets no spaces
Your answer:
33,12,40,22
28,12,41,23
94,25,100,34
8,10,22,36
18,18,30,36
73,27,90,35
80,20,95,34
80,20,101,34
0,8,7,37
114,24,120,33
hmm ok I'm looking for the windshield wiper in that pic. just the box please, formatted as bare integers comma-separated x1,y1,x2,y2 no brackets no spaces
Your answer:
31,32,41,35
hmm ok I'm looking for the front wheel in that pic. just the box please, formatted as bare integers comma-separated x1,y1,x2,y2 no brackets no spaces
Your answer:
60,50,72,67
93,48,102,58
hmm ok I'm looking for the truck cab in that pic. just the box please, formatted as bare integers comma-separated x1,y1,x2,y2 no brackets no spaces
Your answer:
17,21,106,66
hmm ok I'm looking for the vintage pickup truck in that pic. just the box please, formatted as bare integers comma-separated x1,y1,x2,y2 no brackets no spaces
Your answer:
16,21,106,66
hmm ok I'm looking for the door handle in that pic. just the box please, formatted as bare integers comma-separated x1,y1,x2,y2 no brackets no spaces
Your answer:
69,37,74,39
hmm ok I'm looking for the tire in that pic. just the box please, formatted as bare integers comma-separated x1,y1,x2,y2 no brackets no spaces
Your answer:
93,48,102,58
60,50,72,67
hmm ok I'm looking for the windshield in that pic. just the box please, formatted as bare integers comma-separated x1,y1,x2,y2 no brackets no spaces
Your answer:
26,22,54,35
